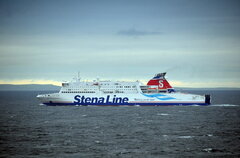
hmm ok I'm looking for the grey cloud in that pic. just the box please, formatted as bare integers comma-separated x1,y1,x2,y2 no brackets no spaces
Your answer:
117,28,162,36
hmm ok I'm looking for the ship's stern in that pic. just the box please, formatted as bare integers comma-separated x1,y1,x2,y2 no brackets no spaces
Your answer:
205,94,211,105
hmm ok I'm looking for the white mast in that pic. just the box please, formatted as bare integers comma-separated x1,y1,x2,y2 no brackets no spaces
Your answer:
77,71,81,82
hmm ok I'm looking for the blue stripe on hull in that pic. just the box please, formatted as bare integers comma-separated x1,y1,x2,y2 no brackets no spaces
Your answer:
43,102,210,106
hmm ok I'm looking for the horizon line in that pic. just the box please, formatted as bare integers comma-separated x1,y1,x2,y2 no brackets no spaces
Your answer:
0,78,240,88
0,83,240,89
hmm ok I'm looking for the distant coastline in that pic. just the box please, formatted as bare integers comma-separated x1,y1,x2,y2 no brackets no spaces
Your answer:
174,87,240,91
0,84,60,91
0,84,239,91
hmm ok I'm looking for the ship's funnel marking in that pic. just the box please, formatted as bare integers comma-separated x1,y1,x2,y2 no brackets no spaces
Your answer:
147,72,175,92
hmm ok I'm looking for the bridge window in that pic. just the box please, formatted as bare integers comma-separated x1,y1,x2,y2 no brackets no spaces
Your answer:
62,83,69,87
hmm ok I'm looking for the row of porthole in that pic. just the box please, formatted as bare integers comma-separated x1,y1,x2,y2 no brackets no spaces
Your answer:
61,91,96,93
64,89,137,91
64,85,136,88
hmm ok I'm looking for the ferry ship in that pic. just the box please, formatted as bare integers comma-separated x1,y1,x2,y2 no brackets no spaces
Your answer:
36,73,211,106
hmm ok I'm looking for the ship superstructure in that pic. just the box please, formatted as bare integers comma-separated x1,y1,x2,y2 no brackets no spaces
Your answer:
37,73,211,106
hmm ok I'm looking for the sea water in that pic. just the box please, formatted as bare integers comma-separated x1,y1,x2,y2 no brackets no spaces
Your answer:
0,90,239,157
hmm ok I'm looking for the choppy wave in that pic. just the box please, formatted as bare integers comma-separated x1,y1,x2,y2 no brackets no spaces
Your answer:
1,91,240,157
202,148,225,153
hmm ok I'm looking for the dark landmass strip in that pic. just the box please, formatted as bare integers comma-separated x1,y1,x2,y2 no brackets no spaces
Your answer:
0,84,61,91
175,87,240,91
0,84,240,91
0,84,239,91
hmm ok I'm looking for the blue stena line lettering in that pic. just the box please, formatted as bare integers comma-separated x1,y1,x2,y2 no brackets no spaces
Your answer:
74,95,129,105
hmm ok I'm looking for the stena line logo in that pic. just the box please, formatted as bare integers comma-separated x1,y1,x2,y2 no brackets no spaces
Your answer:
74,95,129,104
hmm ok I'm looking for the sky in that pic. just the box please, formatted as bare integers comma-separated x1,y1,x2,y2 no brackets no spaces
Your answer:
0,0,240,87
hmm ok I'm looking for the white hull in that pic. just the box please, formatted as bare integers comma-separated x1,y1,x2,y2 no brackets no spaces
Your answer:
37,92,209,106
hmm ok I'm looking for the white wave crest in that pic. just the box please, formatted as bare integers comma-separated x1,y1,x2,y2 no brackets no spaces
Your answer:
157,113,169,116
211,104,239,107
178,136,194,139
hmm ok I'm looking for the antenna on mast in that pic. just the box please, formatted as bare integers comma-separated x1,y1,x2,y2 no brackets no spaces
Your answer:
77,71,81,82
